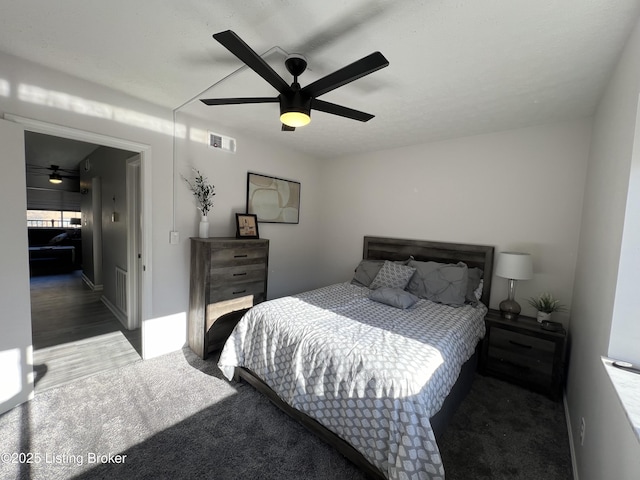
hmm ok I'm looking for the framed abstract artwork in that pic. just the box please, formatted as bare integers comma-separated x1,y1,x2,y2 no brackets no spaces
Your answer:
246,172,300,224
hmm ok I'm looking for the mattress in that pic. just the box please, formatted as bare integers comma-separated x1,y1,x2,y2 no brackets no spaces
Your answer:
219,282,487,479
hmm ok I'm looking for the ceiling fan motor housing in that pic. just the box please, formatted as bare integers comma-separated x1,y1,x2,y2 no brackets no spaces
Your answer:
285,54,308,79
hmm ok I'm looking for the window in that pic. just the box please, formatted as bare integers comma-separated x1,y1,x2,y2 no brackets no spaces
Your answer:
27,210,81,228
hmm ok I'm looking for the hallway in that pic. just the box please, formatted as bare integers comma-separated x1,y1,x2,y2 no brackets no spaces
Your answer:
31,271,142,392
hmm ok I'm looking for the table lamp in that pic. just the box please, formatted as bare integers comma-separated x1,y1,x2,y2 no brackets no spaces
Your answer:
495,251,533,320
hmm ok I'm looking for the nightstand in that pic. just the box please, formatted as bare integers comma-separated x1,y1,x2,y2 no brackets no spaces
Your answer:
479,309,567,400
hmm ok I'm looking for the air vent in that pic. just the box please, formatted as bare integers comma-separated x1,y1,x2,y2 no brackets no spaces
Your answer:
208,131,236,154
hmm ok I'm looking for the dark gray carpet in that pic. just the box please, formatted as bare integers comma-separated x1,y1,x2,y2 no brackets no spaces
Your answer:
0,347,572,479
439,375,573,480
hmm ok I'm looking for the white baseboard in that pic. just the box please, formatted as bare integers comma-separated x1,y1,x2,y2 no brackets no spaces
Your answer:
564,391,579,480
101,295,127,329
81,273,103,291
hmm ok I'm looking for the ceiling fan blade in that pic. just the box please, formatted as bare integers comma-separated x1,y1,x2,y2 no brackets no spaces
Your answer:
200,97,279,106
29,171,79,179
301,51,389,98
213,30,291,95
312,99,374,122
281,124,296,132
26,164,52,170
26,164,78,173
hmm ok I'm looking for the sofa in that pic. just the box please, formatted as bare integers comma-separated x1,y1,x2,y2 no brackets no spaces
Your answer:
28,227,82,275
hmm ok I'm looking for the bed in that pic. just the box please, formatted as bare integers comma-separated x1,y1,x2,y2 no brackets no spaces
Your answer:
218,236,494,479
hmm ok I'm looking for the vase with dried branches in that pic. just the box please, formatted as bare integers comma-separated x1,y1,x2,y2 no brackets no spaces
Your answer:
183,169,215,238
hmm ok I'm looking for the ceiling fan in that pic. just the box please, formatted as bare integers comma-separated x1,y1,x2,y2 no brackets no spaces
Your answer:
200,30,389,131
26,164,79,184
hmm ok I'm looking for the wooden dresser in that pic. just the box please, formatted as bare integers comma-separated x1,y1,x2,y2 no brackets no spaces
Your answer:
188,237,269,359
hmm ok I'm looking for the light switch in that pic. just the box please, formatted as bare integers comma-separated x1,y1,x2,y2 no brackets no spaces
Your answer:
170,231,179,244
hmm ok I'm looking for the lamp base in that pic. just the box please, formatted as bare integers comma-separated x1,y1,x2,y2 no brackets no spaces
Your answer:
499,298,521,320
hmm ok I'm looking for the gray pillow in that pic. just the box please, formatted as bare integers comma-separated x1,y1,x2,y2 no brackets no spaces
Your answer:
351,260,384,287
369,261,416,290
406,260,469,306
369,287,420,309
465,267,484,305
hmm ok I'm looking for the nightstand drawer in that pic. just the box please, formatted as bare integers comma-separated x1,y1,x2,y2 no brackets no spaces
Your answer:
488,328,554,377
490,328,555,360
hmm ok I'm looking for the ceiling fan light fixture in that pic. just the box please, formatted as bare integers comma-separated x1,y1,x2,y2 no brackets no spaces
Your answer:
280,93,312,128
280,111,311,128
49,172,63,184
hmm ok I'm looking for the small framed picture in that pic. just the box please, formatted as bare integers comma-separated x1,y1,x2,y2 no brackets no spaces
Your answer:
235,213,260,239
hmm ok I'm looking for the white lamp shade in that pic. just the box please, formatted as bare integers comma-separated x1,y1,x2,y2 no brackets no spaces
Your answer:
495,252,533,280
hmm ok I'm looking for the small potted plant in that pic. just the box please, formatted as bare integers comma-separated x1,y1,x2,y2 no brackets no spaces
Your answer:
183,169,215,238
527,292,566,323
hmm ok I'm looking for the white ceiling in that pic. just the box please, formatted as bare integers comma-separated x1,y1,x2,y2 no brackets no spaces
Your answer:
1,1,639,159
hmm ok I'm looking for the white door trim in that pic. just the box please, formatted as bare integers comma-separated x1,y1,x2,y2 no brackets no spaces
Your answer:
5,113,153,359
126,155,142,330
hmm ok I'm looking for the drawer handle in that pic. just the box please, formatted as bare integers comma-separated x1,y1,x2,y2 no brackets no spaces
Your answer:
233,272,247,276
233,289,247,295
234,254,248,258
509,340,532,349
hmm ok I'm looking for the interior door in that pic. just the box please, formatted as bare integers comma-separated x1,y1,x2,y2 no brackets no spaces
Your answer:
0,119,34,414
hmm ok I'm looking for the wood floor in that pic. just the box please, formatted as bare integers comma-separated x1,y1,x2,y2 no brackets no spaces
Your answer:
30,271,142,392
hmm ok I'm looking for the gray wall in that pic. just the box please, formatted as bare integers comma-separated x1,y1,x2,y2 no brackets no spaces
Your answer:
316,118,591,320
567,16,640,480
0,119,32,414
80,146,135,309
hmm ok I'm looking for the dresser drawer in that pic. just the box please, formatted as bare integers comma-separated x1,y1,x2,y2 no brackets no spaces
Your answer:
210,246,267,264
208,280,266,304
210,263,266,286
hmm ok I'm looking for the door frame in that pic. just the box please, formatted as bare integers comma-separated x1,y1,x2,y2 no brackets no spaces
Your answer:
126,154,142,330
6,114,153,358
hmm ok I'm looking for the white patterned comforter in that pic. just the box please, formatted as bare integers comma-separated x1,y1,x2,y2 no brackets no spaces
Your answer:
218,282,487,480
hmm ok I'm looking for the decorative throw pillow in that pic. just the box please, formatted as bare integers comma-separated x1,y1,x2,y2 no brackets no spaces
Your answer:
351,258,415,287
48,232,67,245
465,267,484,305
369,260,416,290
351,260,385,287
407,260,469,306
369,287,420,309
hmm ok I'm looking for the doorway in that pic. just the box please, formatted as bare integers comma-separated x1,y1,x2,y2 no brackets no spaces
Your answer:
13,116,152,392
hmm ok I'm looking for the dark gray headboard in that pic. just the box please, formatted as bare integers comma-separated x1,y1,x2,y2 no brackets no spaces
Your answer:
363,236,495,307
